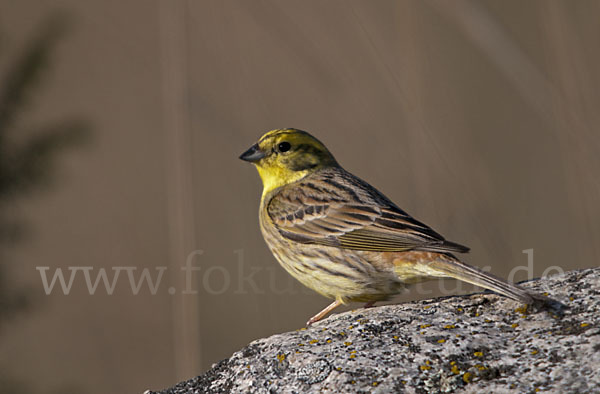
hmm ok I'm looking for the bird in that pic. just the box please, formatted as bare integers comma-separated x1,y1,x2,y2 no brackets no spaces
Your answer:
240,128,550,326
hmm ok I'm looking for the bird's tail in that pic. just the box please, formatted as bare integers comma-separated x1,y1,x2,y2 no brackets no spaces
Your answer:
423,254,551,309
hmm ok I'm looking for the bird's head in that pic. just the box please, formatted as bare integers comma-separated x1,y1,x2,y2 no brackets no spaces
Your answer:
240,128,338,194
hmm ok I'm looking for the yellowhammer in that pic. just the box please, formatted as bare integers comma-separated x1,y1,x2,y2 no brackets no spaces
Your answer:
240,128,548,326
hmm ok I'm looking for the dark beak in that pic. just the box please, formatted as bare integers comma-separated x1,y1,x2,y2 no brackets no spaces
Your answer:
239,143,266,163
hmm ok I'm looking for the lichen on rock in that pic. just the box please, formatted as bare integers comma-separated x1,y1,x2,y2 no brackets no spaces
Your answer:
147,268,599,393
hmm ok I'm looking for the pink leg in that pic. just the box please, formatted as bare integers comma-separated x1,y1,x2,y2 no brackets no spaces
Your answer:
363,301,376,308
307,299,342,326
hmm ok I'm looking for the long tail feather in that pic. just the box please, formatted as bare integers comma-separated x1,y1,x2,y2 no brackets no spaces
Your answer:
425,255,547,307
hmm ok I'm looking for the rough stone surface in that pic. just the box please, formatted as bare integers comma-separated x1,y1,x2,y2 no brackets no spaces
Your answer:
147,268,599,393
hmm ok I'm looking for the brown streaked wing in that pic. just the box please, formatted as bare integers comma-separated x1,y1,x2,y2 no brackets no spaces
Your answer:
266,168,469,253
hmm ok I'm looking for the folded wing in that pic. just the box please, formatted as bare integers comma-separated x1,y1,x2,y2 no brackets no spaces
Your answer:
267,168,469,254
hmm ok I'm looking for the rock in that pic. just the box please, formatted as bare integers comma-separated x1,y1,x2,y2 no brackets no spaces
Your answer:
146,268,599,393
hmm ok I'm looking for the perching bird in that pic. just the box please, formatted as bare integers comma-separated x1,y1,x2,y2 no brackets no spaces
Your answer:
240,128,549,326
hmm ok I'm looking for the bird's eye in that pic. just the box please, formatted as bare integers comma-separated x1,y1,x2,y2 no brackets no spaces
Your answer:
278,141,291,153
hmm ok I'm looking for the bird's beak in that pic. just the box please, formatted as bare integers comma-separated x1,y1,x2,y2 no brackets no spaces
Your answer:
239,143,266,163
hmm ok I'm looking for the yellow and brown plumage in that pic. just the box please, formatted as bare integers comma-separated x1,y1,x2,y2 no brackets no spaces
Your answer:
240,128,547,325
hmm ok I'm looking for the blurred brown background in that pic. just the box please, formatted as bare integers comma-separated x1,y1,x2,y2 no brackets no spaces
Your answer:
0,1,599,393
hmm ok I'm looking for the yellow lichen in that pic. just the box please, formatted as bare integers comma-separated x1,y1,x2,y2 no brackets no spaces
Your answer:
420,365,432,371
309,339,318,344
474,351,484,357
511,323,519,328
372,382,379,386
276,354,286,362
531,349,538,355
344,341,352,346
451,365,460,374
437,339,446,344
326,339,332,343
515,305,528,315
463,372,472,383
444,324,456,329
349,355,356,359
581,322,589,328
421,324,431,329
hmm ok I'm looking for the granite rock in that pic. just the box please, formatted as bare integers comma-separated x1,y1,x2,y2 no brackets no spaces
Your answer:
147,268,599,393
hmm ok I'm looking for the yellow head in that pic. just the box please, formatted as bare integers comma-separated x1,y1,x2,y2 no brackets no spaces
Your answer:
239,128,338,195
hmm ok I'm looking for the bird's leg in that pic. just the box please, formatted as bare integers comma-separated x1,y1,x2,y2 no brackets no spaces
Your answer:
307,299,342,326
363,301,376,308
